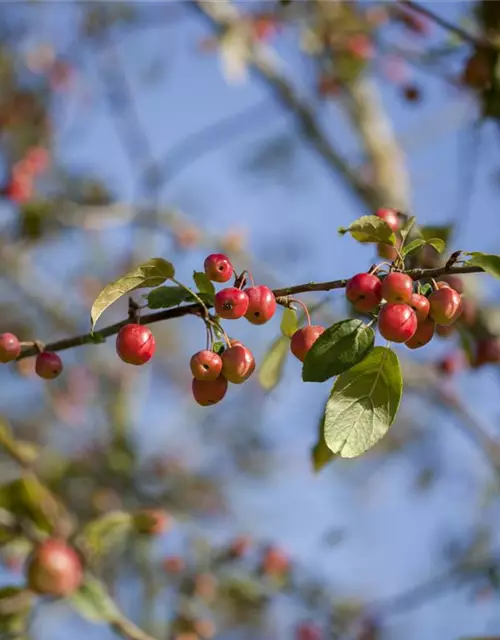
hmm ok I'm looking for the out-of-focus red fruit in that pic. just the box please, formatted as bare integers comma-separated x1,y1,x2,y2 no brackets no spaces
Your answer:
296,622,323,640
163,555,185,575
462,50,491,90
458,298,476,326
229,535,251,558
475,338,500,366
346,34,374,60
252,15,278,40
26,539,83,597
436,324,455,338
0,333,21,363
440,275,464,294
194,572,218,602
261,545,289,576
6,174,32,203
375,207,400,232
403,85,421,103
437,352,464,376
25,147,49,174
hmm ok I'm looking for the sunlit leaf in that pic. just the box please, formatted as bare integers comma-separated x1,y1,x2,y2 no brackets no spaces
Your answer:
338,215,396,245
193,271,215,295
324,347,402,458
401,239,425,258
280,308,298,338
77,511,132,565
426,238,446,254
258,337,289,392
91,258,175,328
465,252,500,279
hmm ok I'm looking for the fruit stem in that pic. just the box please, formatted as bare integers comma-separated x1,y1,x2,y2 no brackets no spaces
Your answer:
172,278,210,321
210,317,232,348
370,262,391,275
240,270,255,287
289,298,311,326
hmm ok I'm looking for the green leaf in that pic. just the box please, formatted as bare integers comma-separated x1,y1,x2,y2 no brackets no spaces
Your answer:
147,286,190,309
198,292,215,306
311,409,336,472
465,252,500,279
324,347,402,458
420,224,453,244
338,215,396,245
399,216,416,244
426,238,446,254
402,238,445,258
69,575,120,623
212,341,226,355
77,511,132,565
258,337,289,392
302,320,375,383
280,308,298,338
193,271,215,295
91,258,175,328
401,239,425,258
11,476,68,534
419,283,433,297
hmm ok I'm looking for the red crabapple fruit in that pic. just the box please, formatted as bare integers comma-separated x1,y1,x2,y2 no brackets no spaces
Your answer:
345,273,382,313
35,352,63,379
378,303,417,343
190,350,223,381
290,326,325,362
214,288,249,320
116,324,156,365
204,253,233,283
244,286,276,325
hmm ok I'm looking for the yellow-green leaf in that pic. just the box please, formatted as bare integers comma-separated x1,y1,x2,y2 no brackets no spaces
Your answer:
193,271,215,295
465,252,500,279
91,258,175,329
77,511,132,565
258,337,289,392
338,215,396,245
324,347,402,458
280,308,298,337
69,576,120,623
426,238,446,254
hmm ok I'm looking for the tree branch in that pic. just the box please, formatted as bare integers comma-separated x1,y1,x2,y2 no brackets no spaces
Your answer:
16,264,485,360
401,1,495,50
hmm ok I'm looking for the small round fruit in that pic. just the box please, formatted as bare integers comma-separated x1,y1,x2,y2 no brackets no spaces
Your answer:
26,539,83,597
409,293,430,322
377,242,399,261
459,299,476,326
405,318,435,349
221,345,255,384
190,350,223,381
439,275,464,294
203,253,233,283
437,352,464,376
428,288,462,326
345,273,382,313
192,376,228,406
375,207,400,232
214,288,249,320
261,545,289,576
163,555,185,575
476,338,500,366
296,623,323,640
0,333,21,363
378,303,417,343
35,352,63,379
244,286,276,325
116,324,155,365
381,272,414,304
229,535,251,558
290,326,325,362
436,324,455,338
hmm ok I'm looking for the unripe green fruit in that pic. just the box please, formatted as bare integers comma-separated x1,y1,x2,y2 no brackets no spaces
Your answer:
405,318,435,349
221,345,255,384
0,333,21,363
428,288,462,326
381,272,414,304
378,303,417,343
26,539,83,597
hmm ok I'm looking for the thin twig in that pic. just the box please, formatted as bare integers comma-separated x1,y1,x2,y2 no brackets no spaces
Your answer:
16,264,485,360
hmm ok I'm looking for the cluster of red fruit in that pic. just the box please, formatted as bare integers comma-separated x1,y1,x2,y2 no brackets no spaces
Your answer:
347,270,463,348
0,333,63,379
